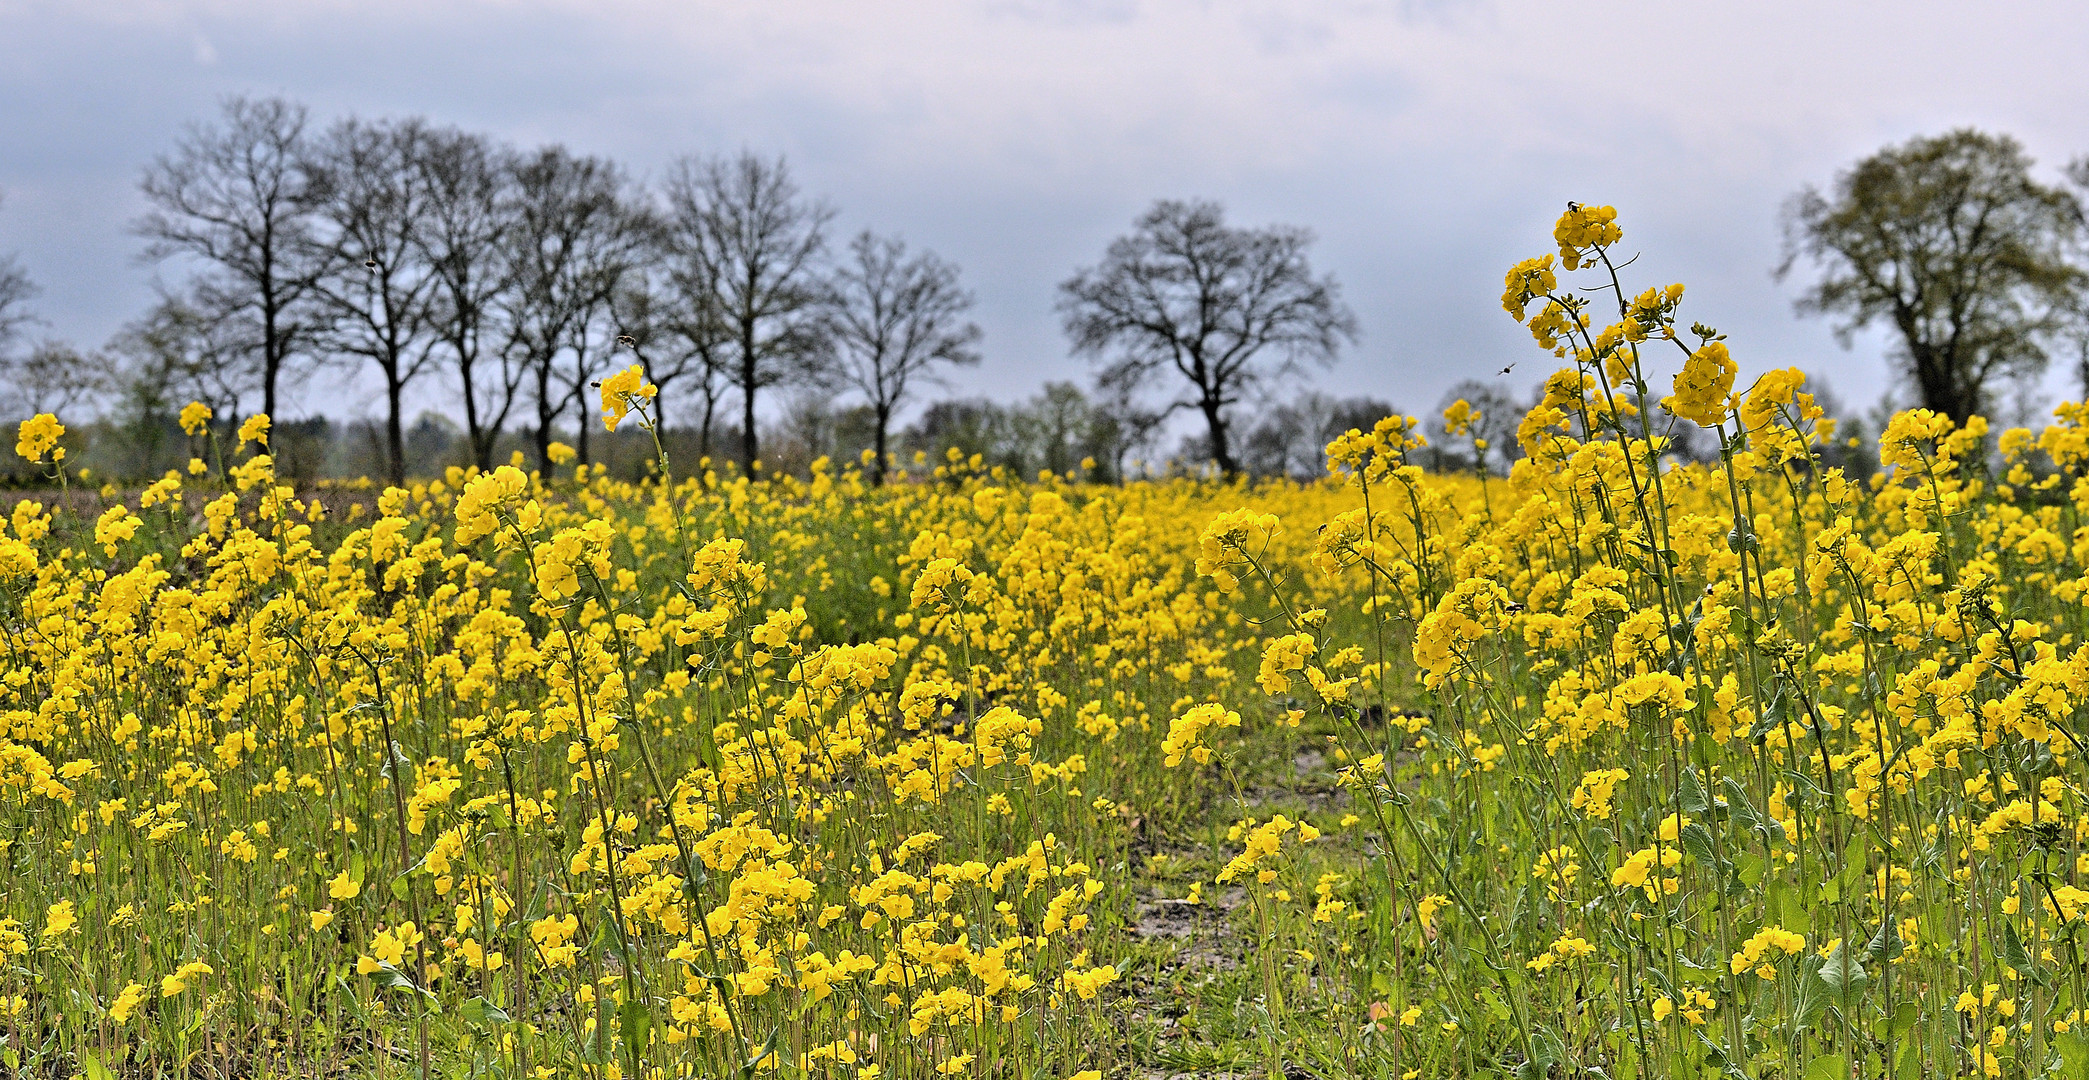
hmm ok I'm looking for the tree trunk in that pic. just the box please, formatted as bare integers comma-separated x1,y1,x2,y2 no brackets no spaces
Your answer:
533,360,555,475
576,390,592,467
263,350,281,422
1912,343,1977,424
385,374,406,486
1201,397,1237,479
262,276,282,421
459,344,490,472
872,403,890,486
741,349,759,473
701,388,716,464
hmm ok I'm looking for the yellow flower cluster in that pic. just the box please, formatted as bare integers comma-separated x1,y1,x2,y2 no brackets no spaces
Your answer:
1667,341,1736,427
178,401,212,436
14,413,62,464
1728,926,1806,979
599,363,658,432
1553,203,1621,269
1162,703,1241,767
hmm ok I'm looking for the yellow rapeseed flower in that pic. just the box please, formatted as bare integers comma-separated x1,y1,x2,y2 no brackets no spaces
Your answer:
15,413,63,463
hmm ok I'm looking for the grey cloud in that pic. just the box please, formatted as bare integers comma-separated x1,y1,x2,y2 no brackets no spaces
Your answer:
1,0,2086,425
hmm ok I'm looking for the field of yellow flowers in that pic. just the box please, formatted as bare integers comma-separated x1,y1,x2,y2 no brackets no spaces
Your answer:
5,206,2089,1080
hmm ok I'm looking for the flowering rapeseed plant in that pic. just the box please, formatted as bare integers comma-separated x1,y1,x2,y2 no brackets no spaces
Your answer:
3,203,2088,1080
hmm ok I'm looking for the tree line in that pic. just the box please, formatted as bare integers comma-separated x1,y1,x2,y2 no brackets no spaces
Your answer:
2,108,2085,487
0,96,1364,485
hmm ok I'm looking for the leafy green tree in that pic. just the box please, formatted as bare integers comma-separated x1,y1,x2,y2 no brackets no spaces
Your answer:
1780,129,2085,423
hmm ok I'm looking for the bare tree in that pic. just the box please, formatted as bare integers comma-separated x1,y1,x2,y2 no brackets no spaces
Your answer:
306,116,442,484
1094,381,1168,481
1780,129,2086,423
610,263,730,457
1058,199,1357,477
0,277,28,361
107,295,254,429
646,198,741,460
820,231,982,483
1237,392,1401,479
1240,391,1340,479
505,147,640,471
0,260,30,366
0,194,48,414
1008,382,1119,479
415,127,522,472
0,201,33,365
664,153,832,471
0,341,111,420
135,95,324,422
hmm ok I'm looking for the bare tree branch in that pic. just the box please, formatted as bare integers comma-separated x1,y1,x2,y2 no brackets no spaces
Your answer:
663,153,832,471
504,147,642,472
416,127,523,472
819,230,981,483
1058,199,1356,477
134,95,325,422
304,115,445,484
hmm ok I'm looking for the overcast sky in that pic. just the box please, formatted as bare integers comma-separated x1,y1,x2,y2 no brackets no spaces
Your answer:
3,0,2088,427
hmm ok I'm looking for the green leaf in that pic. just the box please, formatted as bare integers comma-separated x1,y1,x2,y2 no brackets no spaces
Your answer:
1867,919,1905,964
740,1026,781,1080
379,739,415,783
1518,1024,1564,1080
1817,940,1869,1005
1885,1002,1924,1080
1750,684,1790,742
1802,1053,1847,1080
620,996,653,1062
459,996,511,1026
1772,883,1807,935
367,962,434,1001
2000,921,2040,982
1679,823,1720,869
1724,777,1786,843
1679,770,1712,814
2055,1029,2089,1080
1695,1029,1730,1068
1819,857,1864,905
1674,952,1721,985
1789,955,1830,1036
75,1049,116,1080
387,853,427,902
